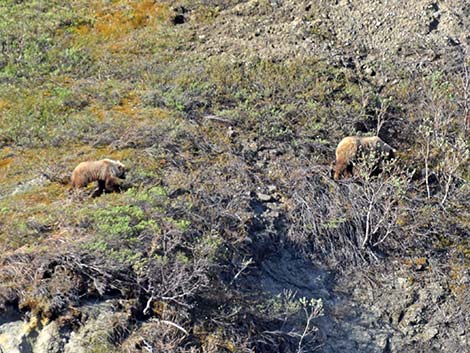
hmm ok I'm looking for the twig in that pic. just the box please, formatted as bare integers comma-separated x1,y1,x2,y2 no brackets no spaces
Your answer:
143,294,155,315
230,257,254,285
203,115,235,125
150,318,188,335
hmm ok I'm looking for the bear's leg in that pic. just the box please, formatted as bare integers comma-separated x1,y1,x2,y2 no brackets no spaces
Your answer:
334,161,347,180
91,180,105,197
105,176,121,192
345,163,354,178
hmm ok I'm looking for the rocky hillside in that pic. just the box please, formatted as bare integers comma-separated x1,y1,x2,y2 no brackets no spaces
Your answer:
0,1,468,352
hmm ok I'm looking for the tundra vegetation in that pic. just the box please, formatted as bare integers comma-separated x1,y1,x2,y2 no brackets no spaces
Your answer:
0,1,468,352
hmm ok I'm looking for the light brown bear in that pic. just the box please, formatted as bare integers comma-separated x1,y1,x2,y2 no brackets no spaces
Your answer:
71,159,127,196
334,136,396,180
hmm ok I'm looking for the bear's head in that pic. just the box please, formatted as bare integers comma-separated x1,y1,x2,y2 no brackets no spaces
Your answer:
384,146,397,161
113,160,128,179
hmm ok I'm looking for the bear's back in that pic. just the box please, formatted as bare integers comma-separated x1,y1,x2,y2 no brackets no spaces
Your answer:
336,136,360,158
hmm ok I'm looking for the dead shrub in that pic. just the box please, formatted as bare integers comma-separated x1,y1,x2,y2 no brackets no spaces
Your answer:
287,161,411,267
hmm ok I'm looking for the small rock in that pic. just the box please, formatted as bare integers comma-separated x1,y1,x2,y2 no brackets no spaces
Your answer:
255,161,265,169
397,276,413,289
257,192,272,202
266,202,280,210
456,323,465,336
268,210,280,218
421,326,438,341
34,321,62,353
430,284,445,303
0,321,30,353
375,333,390,351
401,303,425,327
364,66,376,76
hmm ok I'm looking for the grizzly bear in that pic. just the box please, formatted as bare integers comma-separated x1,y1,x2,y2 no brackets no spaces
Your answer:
71,159,127,196
334,136,396,180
